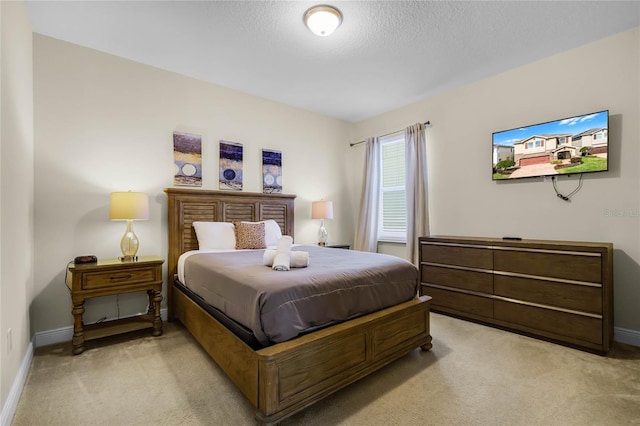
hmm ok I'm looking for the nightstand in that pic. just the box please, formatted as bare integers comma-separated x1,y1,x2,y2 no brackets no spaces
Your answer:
65,256,164,355
324,244,351,249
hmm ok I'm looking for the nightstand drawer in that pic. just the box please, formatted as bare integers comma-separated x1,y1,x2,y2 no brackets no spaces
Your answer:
82,267,156,290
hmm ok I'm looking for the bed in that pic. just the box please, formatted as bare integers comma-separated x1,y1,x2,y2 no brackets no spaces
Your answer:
165,187,432,425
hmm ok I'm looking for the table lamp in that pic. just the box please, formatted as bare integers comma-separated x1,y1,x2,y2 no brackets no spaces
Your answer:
110,191,149,261
311,200,333,246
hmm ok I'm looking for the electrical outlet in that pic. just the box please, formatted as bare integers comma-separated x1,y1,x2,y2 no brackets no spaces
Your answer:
7,328,12,354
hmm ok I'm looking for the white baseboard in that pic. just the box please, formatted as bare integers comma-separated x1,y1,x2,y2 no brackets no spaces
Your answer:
0,339,33,426
614,326,640,348
34,308,169,348
34,324,73,348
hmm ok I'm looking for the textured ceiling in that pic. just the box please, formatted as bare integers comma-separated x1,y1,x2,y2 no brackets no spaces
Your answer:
26,1,640,122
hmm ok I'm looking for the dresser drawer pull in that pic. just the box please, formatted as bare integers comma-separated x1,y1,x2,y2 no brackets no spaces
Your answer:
421,262,493,275
110,274,132,281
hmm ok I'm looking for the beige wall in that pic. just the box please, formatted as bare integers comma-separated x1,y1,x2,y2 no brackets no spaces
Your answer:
348,28,640,332
0,0,34,414
33,35,353,332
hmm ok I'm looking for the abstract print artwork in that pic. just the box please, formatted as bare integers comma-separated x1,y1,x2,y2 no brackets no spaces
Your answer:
219,140,243,191
262,149,282,193
173,132,202,187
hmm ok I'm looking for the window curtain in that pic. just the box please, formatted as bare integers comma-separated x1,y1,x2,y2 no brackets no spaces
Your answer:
353,137,380,252
405,123,429,265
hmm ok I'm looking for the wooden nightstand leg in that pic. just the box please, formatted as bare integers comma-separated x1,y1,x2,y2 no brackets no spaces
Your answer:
146,289,156,316
420,335,433,352
148,289,163,336
71,297,85,355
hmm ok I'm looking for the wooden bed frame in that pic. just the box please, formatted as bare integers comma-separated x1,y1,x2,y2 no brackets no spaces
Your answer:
165,187,432,425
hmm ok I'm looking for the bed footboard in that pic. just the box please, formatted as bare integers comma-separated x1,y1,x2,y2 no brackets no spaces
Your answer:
255,295,431,425
174,285,431,425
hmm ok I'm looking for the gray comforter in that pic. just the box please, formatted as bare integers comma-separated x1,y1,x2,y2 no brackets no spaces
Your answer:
182,245,418,345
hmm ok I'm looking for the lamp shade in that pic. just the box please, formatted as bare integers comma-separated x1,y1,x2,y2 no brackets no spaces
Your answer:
109,192,149,220
311,201,334,220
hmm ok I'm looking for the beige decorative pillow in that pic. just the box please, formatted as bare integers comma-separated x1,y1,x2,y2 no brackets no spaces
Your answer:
234,222,266,249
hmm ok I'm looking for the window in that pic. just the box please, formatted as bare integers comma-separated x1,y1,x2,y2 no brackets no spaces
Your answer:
594,130,607,140
378,133,406,242
526,139,544,149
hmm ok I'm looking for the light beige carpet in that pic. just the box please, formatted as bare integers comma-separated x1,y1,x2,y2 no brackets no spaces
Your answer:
12,313,640,425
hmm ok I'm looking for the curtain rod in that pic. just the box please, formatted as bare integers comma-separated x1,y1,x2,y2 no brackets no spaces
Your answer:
349,121,431,147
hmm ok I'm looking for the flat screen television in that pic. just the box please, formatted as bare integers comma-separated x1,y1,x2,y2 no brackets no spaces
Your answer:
492,110,609,180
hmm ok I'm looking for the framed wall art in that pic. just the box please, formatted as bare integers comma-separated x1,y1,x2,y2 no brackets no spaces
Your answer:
262,149,282,193
173,132,202,187
219,140,243,191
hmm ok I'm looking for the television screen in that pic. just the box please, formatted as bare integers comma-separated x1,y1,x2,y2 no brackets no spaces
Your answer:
492,110,609,180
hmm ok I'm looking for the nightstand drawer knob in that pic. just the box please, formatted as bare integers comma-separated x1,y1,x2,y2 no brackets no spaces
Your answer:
110,274,132,281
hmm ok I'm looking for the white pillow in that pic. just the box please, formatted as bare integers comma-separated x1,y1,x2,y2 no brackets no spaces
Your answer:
242,220,283,247
192,221,236,250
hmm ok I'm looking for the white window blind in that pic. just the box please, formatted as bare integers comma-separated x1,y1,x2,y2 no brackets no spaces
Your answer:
378,133,406,242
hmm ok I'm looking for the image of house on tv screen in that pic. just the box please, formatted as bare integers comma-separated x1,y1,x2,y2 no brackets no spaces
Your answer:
492,110,609,180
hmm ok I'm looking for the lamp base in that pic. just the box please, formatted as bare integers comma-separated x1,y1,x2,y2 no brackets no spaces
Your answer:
119,220,140,263
318,220,328,247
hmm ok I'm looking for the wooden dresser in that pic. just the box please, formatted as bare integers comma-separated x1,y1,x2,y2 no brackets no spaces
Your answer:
419,236,613,354
66,256,164,354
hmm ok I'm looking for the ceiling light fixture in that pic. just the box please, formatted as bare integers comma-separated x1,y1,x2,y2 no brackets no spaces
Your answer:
303,5,342,37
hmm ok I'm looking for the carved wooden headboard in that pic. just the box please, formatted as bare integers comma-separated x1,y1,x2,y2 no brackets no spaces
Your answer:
164,188,296,317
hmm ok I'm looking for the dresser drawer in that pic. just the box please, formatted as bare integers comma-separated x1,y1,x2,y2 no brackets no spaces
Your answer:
494,249,602,283
421,265,493,294
421,243,492,270
494,275,602,314
494,300,602,345
422,286,493,319
82,267,157,290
